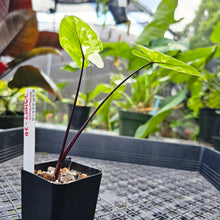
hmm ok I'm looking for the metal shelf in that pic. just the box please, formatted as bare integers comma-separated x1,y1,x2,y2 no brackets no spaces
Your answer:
0,153,219,220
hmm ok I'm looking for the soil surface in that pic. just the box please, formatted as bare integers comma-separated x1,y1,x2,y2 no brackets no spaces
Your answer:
35,166,88,184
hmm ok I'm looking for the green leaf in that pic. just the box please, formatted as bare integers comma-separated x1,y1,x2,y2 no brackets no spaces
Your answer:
135,90,186,138
211,20,220,43
132,44,205,79
88,84,112,101
135,0,178,45
59,15,103,68
177,46,217,63
8,65,62,100
102,42,132,60
61,62,79,72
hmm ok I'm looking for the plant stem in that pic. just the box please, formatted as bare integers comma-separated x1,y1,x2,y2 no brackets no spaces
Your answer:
54,62,153,178
55,57,85,178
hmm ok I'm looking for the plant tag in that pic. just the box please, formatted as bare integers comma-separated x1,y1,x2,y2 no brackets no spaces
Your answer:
23,88,36,173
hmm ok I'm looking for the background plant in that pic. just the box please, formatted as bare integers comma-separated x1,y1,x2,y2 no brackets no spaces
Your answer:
53,14,204,178
0,3,62,115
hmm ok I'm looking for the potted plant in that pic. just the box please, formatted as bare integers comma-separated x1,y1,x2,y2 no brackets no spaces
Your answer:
0,5,62,128
181,21,220,143
21,14,204,219
187,70,220,143
118,66,170,136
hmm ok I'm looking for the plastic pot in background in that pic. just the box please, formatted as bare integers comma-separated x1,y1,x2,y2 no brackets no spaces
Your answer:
212,136,220,152
119,110,152,137
0,111,23,129
22,160,102,220
198,108,220,143
108,5,128,24
68,105,91,130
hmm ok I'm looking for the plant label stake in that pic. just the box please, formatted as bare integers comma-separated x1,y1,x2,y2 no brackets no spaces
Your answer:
23,88,36,173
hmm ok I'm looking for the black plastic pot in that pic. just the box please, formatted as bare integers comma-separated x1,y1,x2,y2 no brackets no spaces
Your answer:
119,110,152,137
198,108,220,143
21,160,102,220
68,105,91,130
108,5,128,24
212,136,220,152
0,111,23,129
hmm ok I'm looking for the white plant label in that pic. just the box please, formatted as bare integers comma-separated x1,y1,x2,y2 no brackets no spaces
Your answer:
23,88,36,173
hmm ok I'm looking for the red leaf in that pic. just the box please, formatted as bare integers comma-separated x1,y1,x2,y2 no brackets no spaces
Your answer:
34,31,63,50
9,0,32,12
0,0,10,22
0,9,38,57
0,61,8,74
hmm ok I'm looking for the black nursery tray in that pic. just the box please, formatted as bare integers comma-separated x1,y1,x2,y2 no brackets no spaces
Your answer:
0,153,220,220
0,125,220,219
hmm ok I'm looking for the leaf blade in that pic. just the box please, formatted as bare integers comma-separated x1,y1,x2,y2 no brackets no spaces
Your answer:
135,0,178,45
0,9,38,57
135,90,186,138
59,15,103,68
132,45,205,79
8,65,62,100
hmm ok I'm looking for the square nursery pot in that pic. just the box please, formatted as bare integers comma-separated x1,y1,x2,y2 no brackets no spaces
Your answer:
21,160,102,220
0,111,24,129
119,110,152,137
198,108,220,143
68,104,91,130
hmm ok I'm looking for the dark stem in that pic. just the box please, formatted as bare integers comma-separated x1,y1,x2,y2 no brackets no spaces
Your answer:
54,62,154,178
54,57,85,179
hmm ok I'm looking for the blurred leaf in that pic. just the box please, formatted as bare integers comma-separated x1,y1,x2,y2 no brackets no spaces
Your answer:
135,0,178,45
34,31,62,49
214,45,220,57
0,0,10,22
88,84,112,101
7,47,62,68
102,42,132,60
135,90,186,138
8,65,62,100
210,20,220,43
59,15,103,68
56,82,69,90
177,46,217,63
132,45,205,79
61,62,79,72
9,0,32,12
0,9,38,57
149,38,189,53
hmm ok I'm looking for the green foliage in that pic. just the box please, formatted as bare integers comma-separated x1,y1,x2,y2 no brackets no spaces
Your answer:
59,16,103,69
187,71,220,115
135,0,178,45
135,90,186,138
211,20,220,44
119,68,169,112
132,44,204,79
92,74,125,131
183,0,220,49
0,80,56,114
